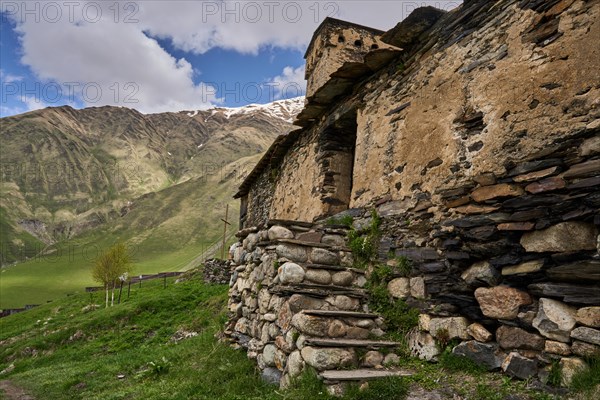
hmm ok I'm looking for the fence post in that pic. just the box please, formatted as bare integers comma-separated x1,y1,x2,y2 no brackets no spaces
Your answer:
221,204,231,260
118,281,123,304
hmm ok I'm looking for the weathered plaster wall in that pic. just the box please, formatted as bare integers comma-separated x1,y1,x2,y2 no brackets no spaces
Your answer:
351,0,599,207
246,171,274,228
270,128,327,222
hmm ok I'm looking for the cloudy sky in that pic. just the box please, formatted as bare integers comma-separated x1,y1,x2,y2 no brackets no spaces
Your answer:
0,1,461,116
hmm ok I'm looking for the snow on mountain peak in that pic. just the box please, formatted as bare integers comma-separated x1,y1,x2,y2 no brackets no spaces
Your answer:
194,96,305,123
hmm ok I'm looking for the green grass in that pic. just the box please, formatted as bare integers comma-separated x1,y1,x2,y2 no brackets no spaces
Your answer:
0,206,45,265
0,278,411,400
570,357,600,394
0,277,579,400
0,230,216,309
0,279,273,399
0,161,246,309
325,215,354,228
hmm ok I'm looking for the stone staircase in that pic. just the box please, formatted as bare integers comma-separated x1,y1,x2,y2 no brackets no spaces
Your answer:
225,219,412,395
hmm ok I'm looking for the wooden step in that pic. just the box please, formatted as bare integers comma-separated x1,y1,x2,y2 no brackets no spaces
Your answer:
304,338,400,348
303,310,378,319
320,369,412,382
269,283,368,298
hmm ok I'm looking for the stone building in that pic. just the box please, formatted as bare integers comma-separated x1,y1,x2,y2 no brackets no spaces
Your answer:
228,0,600,393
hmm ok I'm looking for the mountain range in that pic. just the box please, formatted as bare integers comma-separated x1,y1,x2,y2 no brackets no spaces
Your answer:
0,97,304,270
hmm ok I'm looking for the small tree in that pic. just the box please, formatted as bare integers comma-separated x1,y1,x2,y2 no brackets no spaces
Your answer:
92,243,133,307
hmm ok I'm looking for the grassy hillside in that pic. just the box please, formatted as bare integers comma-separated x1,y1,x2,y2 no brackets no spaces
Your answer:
0,101,299,268
2,277,594,400
0,154,261,309
0,98,301,308
0,277,381,400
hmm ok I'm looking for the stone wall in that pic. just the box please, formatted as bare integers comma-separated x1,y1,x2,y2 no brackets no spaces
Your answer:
225,221,397,389
233,0,600,388
338,143,600,380
270,128,330,222
305,19,393,98
202,258,232,285
350,0,600,208
246,170,275,228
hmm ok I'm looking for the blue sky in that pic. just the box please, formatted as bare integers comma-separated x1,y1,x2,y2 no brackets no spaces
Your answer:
0,1,461,117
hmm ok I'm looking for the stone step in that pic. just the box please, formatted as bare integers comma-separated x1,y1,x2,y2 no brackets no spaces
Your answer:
267,219,350,236
268,218,314,228
320,369,413,382
269,283,368,298
276,238,351,251
299,262,362,273
303,310,379,319
304,338,400,348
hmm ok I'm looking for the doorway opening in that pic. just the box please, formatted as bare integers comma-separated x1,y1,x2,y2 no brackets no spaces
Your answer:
317,109,357,217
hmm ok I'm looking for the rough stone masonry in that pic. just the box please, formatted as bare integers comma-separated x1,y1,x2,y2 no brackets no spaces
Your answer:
228,0,600,391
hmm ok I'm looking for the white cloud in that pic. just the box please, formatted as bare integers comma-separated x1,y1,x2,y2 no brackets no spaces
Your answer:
138,1,461,55
4,1,461,113
0,69,23,83
0,104,26,117
8,2,222,113
23,96,48,112
267,65,306,100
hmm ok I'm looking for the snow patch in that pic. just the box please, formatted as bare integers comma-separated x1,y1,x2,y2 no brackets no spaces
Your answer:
188,96,305,124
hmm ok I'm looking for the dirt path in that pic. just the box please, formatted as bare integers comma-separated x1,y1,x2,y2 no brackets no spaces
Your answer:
0,381,35,400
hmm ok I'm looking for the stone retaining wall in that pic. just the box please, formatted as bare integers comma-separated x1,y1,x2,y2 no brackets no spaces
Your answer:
336,142,600,383
202,258,232,285
225,221,393,389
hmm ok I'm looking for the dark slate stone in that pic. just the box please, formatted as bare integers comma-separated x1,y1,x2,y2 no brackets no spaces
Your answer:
395,248,439,262
562,207,595,221
550,252,592,264
503,353,538,380
583,192,600,208
508,208,548,221
261,368,282,385
447,213,510,228
506,159,563,177
463,225,497,241
420,262,446,273
528,283,600,305
437,186,473,199
468,141,484,152
385,102,411,116
452,341,505,371
231,332,251,348
546,260,600,282
445,251,470,260
381,6,447,49
502,195,565,208
464,240,520,259
490,252,523,267
567,176,600,189
442,239,461,249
